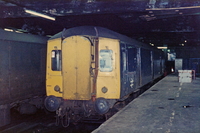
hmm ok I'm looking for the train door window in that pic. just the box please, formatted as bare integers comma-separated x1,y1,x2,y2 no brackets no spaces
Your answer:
51,50,61,71
120,43,127,72
127,46,137,72
122,51,127,72
99,50,113,72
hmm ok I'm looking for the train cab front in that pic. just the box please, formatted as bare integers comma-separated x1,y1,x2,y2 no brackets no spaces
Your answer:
45,32,121,125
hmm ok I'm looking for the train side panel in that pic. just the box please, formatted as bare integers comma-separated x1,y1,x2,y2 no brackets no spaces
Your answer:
96,38,121,99
153,51,163,79
0,40,10,104
10,42,46,100
0,39,46,105
0,30,47,127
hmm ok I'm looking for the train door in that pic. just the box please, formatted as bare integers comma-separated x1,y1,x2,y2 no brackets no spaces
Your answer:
120,44,127,97
120,44,137,97
127,45,137,93
46,38,63,97
62,36,92,100
141,48,153,85
96,38,121,99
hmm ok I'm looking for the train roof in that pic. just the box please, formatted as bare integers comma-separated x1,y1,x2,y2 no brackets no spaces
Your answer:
0,29,48,44
50,26,156,49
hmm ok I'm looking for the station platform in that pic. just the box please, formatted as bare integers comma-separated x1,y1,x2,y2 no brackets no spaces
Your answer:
92,74,200,133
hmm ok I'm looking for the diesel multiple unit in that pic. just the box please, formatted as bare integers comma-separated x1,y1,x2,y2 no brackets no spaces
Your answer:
44,26,164,126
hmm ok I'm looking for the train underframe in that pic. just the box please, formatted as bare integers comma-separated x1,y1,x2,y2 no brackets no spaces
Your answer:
45,96,128,127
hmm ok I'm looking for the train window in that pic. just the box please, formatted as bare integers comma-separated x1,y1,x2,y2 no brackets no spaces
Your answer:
128,47,137,72
99,50,113,72
51,50,62,71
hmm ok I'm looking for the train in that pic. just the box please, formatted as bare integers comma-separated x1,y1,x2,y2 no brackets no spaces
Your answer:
0,29,47,127
44,26,165,126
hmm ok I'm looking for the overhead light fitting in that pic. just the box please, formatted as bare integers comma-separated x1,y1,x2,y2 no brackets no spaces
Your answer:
157,46,168,49
4,28,24,33
4,28,14,32
24,9,55,21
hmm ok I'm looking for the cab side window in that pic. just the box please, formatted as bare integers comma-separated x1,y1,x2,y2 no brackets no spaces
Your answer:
99,50,113,72
51,50,61,71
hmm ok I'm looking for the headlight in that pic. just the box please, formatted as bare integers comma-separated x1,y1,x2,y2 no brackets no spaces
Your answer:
101,87,108,93
54,85,60,92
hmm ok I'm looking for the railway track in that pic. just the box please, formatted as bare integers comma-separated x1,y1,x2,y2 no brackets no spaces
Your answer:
0,76,163,133
0,109,101,133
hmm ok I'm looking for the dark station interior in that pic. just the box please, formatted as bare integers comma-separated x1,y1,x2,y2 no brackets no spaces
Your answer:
1,0,200,74
1,0,200,132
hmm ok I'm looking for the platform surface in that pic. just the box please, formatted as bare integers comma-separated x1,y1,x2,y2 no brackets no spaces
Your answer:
93,75,200,133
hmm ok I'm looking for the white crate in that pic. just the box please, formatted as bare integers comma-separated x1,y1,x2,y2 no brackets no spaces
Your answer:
179,77,192,83
178,70,192,83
